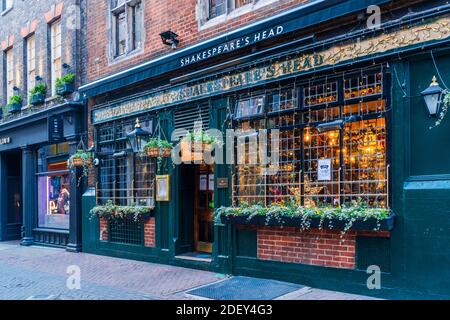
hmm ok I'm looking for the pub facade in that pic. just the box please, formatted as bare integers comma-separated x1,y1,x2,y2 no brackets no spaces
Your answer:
80,0,450,299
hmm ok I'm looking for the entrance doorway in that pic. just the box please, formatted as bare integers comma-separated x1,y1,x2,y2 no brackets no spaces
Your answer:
3,151,23,240
194,164,214,253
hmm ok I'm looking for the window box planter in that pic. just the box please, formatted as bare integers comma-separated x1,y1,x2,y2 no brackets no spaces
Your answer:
220,213,395,232
30,93,45,106
90,200,155,223
8,102,22,114
56,83,75,96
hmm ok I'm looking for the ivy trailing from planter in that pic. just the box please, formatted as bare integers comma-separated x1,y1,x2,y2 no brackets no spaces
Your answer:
67,149,92,186
90,200,153,222
216,200,393,236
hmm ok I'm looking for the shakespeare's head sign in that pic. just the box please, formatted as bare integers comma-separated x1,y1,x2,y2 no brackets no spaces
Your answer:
93,17,450,124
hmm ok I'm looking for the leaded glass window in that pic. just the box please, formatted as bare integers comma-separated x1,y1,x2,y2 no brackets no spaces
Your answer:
232,66,389,208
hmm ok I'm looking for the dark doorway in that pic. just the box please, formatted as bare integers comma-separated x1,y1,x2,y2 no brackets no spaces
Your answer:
4,151,23,240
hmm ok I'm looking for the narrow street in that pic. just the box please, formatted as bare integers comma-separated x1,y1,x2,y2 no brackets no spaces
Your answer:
0,241,376,300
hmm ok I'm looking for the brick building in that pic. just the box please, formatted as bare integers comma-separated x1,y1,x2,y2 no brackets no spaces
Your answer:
79,0,450,299
0,0,86,251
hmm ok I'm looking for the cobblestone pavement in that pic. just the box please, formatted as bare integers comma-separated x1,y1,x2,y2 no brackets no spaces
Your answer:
0,241,377,300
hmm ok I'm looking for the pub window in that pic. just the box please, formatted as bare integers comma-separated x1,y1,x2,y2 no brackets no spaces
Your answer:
110,0,143,58
96,117,155,207
209,0,255,19
5,49,14,102
234,95,264,119
50,20,62,96
232,67,389,209
26,35,36,102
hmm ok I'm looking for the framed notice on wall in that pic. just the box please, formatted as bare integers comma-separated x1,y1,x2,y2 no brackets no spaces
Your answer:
156,175,170,201
318,159,332,181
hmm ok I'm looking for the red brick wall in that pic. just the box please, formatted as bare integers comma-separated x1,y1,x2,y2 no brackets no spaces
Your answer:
258,227,357,269
144,217,156,247
99,218,109,241
85,0,309,82
258,227,391,269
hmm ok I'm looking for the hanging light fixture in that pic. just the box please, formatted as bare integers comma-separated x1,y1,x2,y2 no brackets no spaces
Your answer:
127,118,150,153
421,76,444,116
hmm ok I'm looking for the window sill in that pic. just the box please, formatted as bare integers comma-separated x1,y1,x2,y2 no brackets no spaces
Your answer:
199,0,280,31
109,47,144,65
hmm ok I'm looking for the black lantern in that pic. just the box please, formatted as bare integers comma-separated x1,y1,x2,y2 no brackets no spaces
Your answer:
421,76,444,116
127,118,150,153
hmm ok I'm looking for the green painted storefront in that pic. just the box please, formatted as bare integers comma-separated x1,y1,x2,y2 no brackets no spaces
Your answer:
81,1,450,299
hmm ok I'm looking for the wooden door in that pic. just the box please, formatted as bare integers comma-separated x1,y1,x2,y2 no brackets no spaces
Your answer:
194,164,214,253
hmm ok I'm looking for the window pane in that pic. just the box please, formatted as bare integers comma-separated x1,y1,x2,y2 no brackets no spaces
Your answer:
115,10,127,56
235,0,252,9
343,118,387,206
27,36,36,97
303,128,341,207
51,21,62,95
235,96,264,119
130,2,143,51
6,50,14,101
210,0,226,18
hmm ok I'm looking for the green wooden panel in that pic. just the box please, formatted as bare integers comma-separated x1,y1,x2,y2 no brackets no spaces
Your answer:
356,236,391,272
408,54,450,177
236,229,257,258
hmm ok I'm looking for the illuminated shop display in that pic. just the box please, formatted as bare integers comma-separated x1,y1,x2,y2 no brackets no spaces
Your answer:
232,67,388,208
37,161,71,229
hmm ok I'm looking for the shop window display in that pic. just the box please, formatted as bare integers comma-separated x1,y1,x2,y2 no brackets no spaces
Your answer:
37,160,71,229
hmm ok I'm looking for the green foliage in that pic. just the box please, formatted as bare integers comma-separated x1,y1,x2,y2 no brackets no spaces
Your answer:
216,200,391,235
144,138,172,149
430,91,450,129
56,73,76,88
8,94,22,106
68,149,92,186
183,130,219,145
29,83,47,95
90,200,152,222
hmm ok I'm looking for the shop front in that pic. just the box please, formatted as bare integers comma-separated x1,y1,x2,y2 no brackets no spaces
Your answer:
82,2,450,299
0,102,84,251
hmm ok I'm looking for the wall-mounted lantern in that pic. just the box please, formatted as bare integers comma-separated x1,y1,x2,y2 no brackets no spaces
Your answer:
421,76,444,116
127,118,150,153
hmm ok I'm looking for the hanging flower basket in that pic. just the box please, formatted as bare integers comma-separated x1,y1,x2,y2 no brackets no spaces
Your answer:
146,147,160,158
144,138,173,159
181,130,218,162
162,147,172,158
71,157,92,167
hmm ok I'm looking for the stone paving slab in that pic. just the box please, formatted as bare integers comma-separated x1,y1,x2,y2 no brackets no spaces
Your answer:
0,242,377,300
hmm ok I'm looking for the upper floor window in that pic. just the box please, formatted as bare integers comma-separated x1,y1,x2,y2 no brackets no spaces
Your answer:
50,20,62,96
110,0,143,58
5,49,14,102
26,35,36,100
1,0,13,13
209,0,254,19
